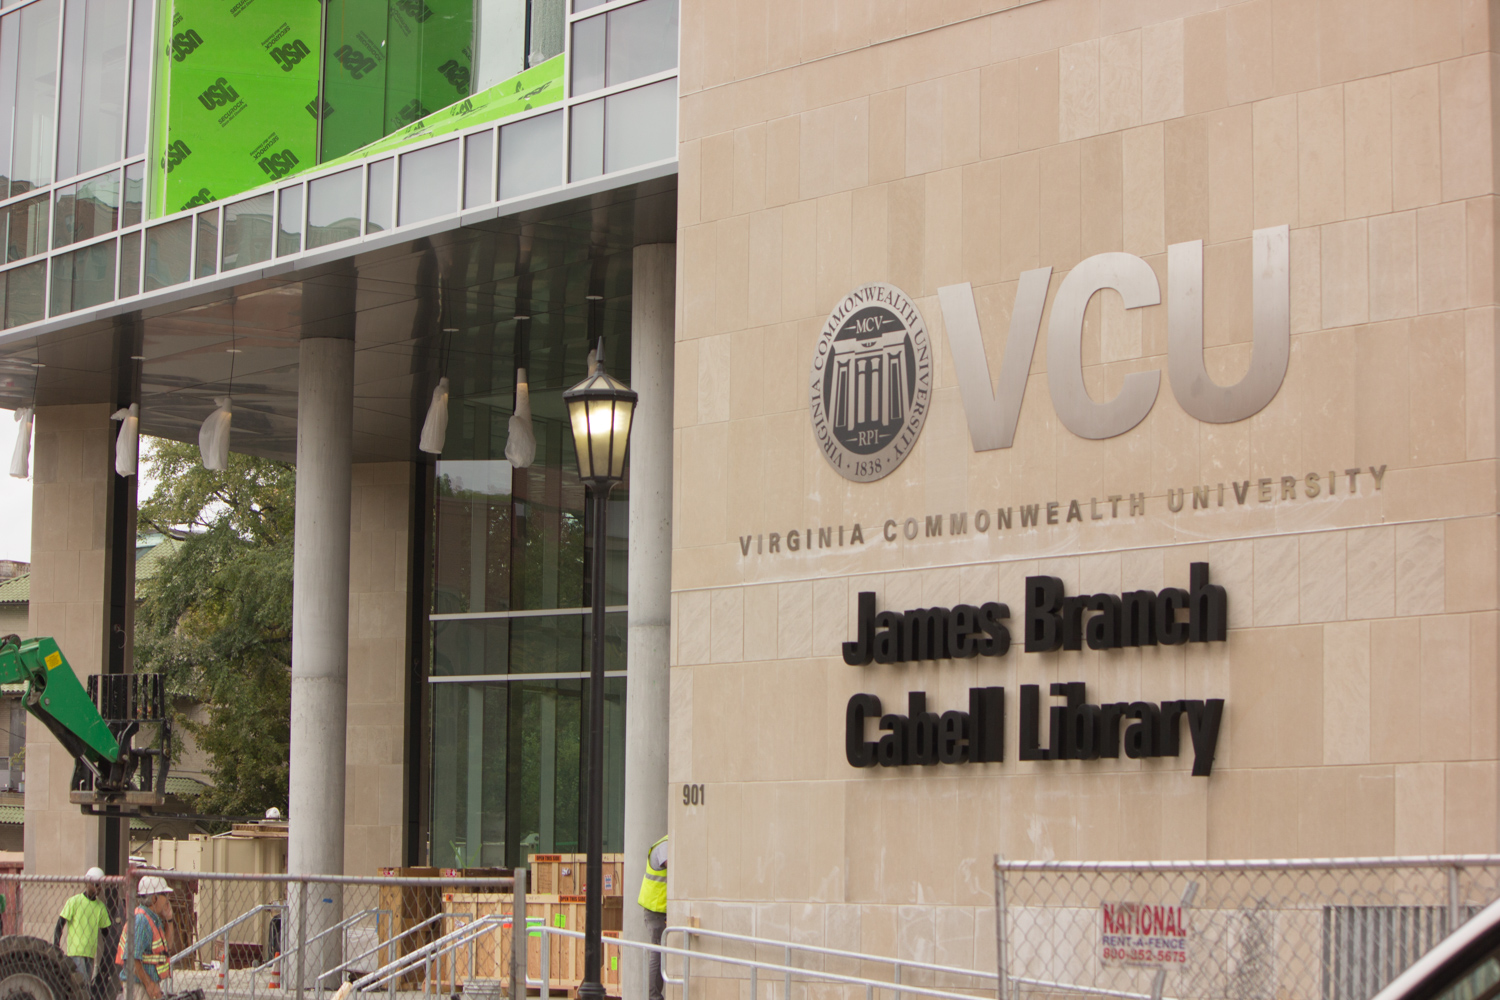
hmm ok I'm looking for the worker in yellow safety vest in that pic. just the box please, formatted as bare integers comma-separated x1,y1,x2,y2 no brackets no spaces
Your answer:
115,875,174,1000
638,834,668,1000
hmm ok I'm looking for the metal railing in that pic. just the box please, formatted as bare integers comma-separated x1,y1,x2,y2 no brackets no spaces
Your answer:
313,909,468,998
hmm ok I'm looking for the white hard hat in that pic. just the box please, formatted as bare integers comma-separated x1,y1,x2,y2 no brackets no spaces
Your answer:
136,875,171,896
84,867,104,882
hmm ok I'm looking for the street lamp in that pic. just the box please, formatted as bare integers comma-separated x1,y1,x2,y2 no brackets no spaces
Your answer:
563,335,637,1000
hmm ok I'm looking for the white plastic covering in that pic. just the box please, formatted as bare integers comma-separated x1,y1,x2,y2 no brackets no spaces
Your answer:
199,397,233,471
419,377,449,454
504,367,536,469
8,406,32,479
111,403,140,477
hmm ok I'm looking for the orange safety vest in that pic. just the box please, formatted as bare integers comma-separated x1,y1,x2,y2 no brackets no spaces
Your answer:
115,906,169,976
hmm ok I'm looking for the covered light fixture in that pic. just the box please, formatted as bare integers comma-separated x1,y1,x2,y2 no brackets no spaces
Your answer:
111,404,139,477
563,339,637,486
8,406,32,479
199,397,232,471
419,377,449,454
505,367,536,469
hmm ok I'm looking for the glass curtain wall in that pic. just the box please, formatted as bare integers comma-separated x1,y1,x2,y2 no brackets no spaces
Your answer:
428,255,632,869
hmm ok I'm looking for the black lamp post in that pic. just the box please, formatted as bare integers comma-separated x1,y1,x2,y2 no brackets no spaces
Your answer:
563,335,637,1000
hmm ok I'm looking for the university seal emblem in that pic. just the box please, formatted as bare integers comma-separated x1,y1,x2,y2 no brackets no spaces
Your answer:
809,283,932,483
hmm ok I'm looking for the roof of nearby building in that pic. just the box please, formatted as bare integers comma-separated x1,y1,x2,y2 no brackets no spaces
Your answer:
0,575,26,605
0,535,183,610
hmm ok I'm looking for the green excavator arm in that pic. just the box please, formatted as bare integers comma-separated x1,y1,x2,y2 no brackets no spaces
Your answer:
0,634,170,814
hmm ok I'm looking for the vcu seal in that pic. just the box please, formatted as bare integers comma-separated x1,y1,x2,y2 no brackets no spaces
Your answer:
809,283,932,482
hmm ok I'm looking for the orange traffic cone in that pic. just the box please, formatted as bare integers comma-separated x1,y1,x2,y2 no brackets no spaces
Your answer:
216,960,226,991
268,953,281,989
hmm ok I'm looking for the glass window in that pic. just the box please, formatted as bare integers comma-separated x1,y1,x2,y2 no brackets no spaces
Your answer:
606,0,677,86
399,140,458,226
2,259,43,327
49,239,114,315
569,99,603,182
118,230,139,297
121,162,143,229
223,194,273,271
464,132,493,209
528,0,564,67
195,210,218,278
572,0,606,10
500,112,561,200
475,0,526,91
367,159,393,234
604,78,676,174
124,0,150,157
277,186,302,257
307,168,362,249
6,193,47,263
52,170,120,249
144,218,191,291
56,0,128,182
6,0,60,196
570,14,604,96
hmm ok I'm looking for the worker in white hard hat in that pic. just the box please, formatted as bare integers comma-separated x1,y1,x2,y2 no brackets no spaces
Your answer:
114,875,174,1000
54,867,110,981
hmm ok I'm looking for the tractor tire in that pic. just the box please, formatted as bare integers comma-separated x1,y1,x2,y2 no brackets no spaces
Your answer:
0,937,88,1000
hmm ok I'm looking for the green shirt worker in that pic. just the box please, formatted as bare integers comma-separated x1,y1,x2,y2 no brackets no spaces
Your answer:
638,834,668,1000
54,867,111,980
115,875,174,1000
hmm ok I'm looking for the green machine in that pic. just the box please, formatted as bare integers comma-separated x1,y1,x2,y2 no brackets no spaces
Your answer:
0,635,171,816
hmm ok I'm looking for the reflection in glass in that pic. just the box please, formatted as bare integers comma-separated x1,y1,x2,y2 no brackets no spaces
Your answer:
121,162,143,228
56,0,127,182
429,675,624,868
464,132,494,209
223,195,273,271
500,112,562,200
2,260,43,327
49,239,114,315
6,0,59,196
6,194,48,263
118,230,139,298
528,0,565,67
144,218,191,291
125,0,149,157
569,99,604,182
605,79,677,174
277,186,302,257
367,159,393,234
606,0,678,86
432,612,626,677
195,210,218,278
399,140,459,226
307,168,362,249
570,14,604,96
52,171,120,249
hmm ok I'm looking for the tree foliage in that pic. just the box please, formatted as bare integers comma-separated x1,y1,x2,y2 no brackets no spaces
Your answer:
134,438,295,818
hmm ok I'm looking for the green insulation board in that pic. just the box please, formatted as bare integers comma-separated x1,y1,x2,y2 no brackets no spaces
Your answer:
152,0,323,217
318,54,565,171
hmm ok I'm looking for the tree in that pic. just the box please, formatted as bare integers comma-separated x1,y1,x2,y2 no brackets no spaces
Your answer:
134,437,295,818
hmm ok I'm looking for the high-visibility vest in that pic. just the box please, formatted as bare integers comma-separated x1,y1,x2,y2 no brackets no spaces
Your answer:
115,906,169,976
638,835,668,913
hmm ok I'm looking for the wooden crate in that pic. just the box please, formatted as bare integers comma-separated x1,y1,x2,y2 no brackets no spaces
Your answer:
440,893,622,992
378,866,441,989
529,855,625,897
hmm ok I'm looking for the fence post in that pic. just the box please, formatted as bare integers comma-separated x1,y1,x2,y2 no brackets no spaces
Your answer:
511,867,528,1000
297,879,308,1000
1449,865,1462,933
124,870,137,1000
994,856,1007,1000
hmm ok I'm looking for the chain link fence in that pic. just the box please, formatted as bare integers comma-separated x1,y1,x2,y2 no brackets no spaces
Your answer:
995,856,1500,1000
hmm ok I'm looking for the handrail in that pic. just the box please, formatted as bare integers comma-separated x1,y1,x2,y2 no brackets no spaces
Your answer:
313,910,472,999
251,907,390,976
661,926,1000,985
168,903,283,968
352,914,508,992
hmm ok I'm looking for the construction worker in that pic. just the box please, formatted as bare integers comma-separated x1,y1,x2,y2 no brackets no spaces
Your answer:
638,834,668,1000
115,875,174,1000
55,867,111,980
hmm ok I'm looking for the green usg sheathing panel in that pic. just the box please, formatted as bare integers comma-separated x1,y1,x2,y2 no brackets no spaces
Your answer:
152,0,321,217
318,54,564,170
321,0,475,163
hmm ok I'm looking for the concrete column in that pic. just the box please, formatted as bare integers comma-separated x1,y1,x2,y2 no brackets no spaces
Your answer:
23,404,113,880
621,244,675,1000
344,462,417,876
289,337,354,980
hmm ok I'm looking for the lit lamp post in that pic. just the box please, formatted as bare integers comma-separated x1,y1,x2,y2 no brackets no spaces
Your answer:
564,336,637,1000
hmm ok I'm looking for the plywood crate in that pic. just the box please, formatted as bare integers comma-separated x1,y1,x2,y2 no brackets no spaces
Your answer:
378,866,442,989
440,893,622,990
529,854,625,896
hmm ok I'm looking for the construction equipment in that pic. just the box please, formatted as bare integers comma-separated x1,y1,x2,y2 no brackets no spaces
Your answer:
0,634,171,816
